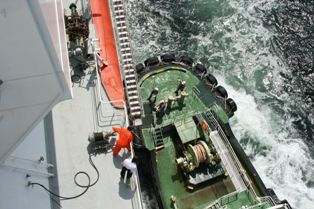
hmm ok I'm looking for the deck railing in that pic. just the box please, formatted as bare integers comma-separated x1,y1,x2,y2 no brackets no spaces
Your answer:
90,39,127,129
204,190,277,209
91,37,144,209
204,191,239,209
205,111,253,191
203,111,280,208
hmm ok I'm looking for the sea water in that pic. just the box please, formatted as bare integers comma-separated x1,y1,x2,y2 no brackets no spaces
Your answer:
126,0,314,208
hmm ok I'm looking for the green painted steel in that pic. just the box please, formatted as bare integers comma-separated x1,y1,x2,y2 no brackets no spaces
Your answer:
138,66,272,209
156,141,235,209
175,117,200,144
211,104,229,124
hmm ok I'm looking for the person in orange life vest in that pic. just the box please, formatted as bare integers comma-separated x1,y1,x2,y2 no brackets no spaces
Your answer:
112,126,134,156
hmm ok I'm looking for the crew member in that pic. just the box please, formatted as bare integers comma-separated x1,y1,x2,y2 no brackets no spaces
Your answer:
155,100,166,118
175,80,186,95
112,126,134,156
147,87,159,102
120,156,139,181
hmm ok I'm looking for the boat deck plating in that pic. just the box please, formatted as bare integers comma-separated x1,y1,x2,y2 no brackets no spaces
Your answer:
52,66,136,209
50,1,142,208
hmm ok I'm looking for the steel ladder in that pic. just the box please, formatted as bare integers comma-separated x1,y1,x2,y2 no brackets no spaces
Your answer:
112,0,142,126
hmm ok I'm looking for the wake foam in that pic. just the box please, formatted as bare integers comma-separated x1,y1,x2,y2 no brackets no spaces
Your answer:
218,77,314,209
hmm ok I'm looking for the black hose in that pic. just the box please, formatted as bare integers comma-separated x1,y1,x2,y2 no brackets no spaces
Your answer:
29,155,99,200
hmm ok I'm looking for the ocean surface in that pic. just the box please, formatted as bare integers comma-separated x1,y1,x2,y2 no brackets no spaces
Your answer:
126,0,314,208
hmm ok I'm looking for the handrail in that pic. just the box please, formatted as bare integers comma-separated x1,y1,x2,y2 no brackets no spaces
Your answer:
205,111,256,195
209,131,247,191
204,191,239,209
204,111,279,208
204,190,277,209
204,190,276,209
162,110,196,127
90,39,127,127
259,196,276,207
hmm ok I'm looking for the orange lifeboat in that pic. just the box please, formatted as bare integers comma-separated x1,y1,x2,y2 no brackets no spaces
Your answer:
90,0,125,108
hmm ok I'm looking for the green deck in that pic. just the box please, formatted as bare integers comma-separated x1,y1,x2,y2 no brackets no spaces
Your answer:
139,67,210,127
175,117,200,144
138,67,272,209
156,139,235,209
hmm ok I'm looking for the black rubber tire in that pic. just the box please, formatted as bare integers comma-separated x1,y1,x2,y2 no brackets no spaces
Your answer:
205,74,218,87
215,85,228,98
160,54,175,62
194,63,207,74
71,74,81,83
226,98,237,112
135,63,145,73
144,56,159,67
179,55,193,66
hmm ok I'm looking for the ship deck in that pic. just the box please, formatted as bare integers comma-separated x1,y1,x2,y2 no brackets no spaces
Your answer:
140,66,217,148
138,66,269,209
140,67,208,129
51,67,136,209
139,67,235,208
50,1,142,209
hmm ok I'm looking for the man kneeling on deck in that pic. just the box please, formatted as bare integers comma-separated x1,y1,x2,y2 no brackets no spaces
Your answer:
112,126,134,156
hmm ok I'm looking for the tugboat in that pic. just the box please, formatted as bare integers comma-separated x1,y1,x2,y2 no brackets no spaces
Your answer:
131,54,292,209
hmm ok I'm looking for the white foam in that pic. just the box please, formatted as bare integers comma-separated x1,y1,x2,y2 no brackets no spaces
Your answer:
207,2,314,207
218,76,314,209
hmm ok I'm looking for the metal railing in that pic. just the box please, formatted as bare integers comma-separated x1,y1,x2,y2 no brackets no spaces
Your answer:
259,196,277,207
90,39,126,126
203,111,279,208
204,190,274,209
205,110,254,192
210,131,247,191
161,110,196,127
204,191,239,209
90,37,143,209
